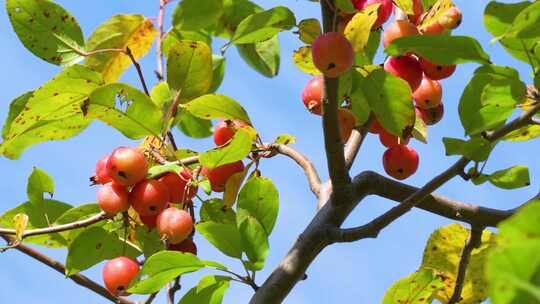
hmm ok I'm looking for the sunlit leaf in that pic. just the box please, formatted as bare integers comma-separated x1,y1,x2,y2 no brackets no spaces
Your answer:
382,268,444,304
344,4,380,53
231,6,295,44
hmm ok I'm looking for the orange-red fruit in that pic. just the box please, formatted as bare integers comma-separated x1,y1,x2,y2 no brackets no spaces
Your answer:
97,182,130,215
201,161,245,192
168,238,197,255
107,147,148,186
439,6,462,30
130,179,170,216
158,170,197,205
156,207,193,244
338,109,357,143
420,20,446,35
384,55,423,91
301,76,324,115
140,214,158,229
383,145,419,180
312,32,354,78
409,0,424,24
352,0,393,28
417,104,444,125
93,155,112,185
383,20,419,48
419,57,456,80
102,257,140,295
213,120,249,146
369,117,383,134
413,76,442,109
379,128,410,148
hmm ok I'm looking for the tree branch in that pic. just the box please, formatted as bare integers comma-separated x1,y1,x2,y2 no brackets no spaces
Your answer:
167,277,181,304
344,115,373,170
0,235,135,304
155,0,166,81
0,212,109,239
448,226,485,304
125,47,150,96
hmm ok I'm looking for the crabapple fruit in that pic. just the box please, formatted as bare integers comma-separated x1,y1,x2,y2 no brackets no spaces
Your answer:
201,161,245,192
301,76,324,115
92,154,112,185
413,76,442,109
97,182,130,215
102,257,140,295
106,147,148,186
352,0,393,28
168,238,197,255
379,128,410,148
439,6,462,30
140,214,158,229
420,21,446,35
384,55,423,91
338,108,357,143
418,57,456,80
130,179,170,216
417,104,444,125
312,32,354,78
383,20,419,48
156,207,193,244
158,170,197,205
383,145,419,180
213,120,249,146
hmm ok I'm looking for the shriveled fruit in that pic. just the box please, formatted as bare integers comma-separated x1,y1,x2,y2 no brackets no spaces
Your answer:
379,128,410,148
383,145,419,180
92,154,112,185
312,32,354,78
352,0,393,28
158,170,197,205
107,147,148,186
383,20,419,48
417,104,444,125
338,108,357,143
413,76,442,109
130,179,170,216
156,207,193,244
384,55,423,91
302,76,324,115
213,120,249,146
201,161,245,192
102,257,140,295
419,57,456,80
97,182,130,215
169,238,197,255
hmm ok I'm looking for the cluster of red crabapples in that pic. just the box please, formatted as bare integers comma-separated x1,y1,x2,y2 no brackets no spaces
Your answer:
302,0,461,180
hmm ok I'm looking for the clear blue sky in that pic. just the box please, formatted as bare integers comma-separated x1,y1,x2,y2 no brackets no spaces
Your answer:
0,0,537,303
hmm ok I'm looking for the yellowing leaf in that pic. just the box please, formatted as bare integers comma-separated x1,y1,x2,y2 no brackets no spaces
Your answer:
382,268,444,304
223,162,253,208
421,224,495,304
418,0,454,31
13,213,29,241
344,4,380,52
85,14,158,83
292,46,321,75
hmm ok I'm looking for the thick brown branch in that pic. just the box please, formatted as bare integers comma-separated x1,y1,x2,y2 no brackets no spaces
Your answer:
0,235,135,304
448,226,484,304
0,212,109,239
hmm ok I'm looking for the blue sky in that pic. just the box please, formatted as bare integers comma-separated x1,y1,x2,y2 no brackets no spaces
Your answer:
0,0,537,303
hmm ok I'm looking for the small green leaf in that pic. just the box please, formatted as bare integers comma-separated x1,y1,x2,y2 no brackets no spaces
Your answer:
178,275,231,304
172,0,223,31
442,137,495,162
2,91,33,140
147,163,182,179
385,35,491,65
488,165,530,189
231,6,296,44
176,107,214,138
503,125,540,142
150,82,173,111
196,221,243,258
292,46,320,75
6,0,85,66
355,30,381,66
200,199,236,224
237,176,279,235
27,167,54,214
184,94,251,123
199,128,254,169
210,55,226,93
237,213,269,270
344,5,380,53
382,268,444,304
162,29,212,58
66,227,140,275
297,18,321,44
237,36,281,77
412,108,428,143
135,226,165,259
273,134,296,145
87,83,163,138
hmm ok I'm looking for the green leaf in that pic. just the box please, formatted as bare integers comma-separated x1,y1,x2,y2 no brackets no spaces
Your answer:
335,0,356,13
361,69,414,138
421,224,495,304
85,14,157,83
0,199,71,247
350,70,372,126
210,55,226,93
196,221,243,258
87,83,163,138
147,163,182,179
176,107,214,138
393,0,414,15
129,251,205,294
2,91,33,140
6,0,84,66
273,134,296,145
355,30,381,66
66,226,140,275
504,2,540,39
167,40,213,101
207,0,262,39
54,203,102,242
292,46,320,75
162,29,212,58
487,199,540,304
200,199,236,224
26,167,54,219
385,35,491,65
237,176,279,235
488,165,530,189
179,275,231,304
172,0,223,31
150,82,173,112
199,128,254,169
237,213,269,270
135,226,165,259
231,6,295,44
344,5,380,53
184,94,251,123
237,36,281,77
503,125,540,142
297,18,321,44
442,137,495,162
382,268,444,304
412,108,428,144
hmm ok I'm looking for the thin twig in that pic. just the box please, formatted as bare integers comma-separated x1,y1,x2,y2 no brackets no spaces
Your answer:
143,291,159,304
125,47,150,96
167,277,181,304
155,0,167,80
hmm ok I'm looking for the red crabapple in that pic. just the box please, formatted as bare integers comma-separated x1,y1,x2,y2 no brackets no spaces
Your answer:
420,21,447,35
168,238,197,255
301,76,324,115
130,179,170,216
213,120,249,146
384,55,423,91
102,257,139,295
383,145,419,180
97,182,130,215
379,128,410,148
106,147,148,186
158,170,197,205
92,154,112,185
312,32,354,78
439,6,462,30
418,57,456,80
413,76,442,109
417,104,444,125
140,214,158,229
201,161,245,193
352,0,393,28
156,207,193,244
383,20,419,48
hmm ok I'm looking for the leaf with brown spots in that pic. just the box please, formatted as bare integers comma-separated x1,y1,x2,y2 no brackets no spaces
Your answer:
292,46,320,75
382,268,444,304
85,14,157,83
344,4,380,53
417,0,454,31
